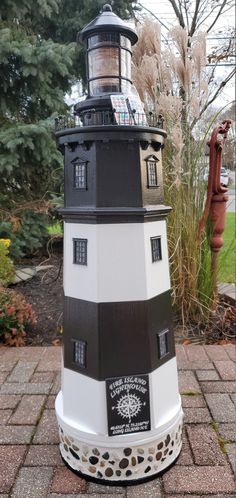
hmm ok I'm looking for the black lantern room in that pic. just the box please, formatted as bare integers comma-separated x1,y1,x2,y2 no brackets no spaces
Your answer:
79,4,137,97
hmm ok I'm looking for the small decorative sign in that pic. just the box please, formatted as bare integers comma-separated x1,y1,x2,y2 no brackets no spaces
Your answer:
106,374,151,436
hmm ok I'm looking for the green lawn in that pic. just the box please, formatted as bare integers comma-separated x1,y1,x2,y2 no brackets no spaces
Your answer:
218,212,235,283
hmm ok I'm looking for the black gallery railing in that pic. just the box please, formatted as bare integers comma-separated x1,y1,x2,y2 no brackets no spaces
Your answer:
55,111,164,131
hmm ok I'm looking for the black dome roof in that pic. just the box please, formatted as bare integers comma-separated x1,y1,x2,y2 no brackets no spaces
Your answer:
78,4,138,45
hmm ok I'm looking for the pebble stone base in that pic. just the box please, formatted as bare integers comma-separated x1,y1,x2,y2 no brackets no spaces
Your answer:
58,420,183,484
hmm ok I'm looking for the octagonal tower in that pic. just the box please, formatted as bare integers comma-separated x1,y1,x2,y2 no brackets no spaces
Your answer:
55,4,183,484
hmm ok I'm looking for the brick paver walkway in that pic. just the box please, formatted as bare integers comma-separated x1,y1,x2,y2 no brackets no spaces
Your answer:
0,345,235,497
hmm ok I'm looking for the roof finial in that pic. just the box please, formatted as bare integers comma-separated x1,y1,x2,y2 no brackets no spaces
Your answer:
102,4,112,12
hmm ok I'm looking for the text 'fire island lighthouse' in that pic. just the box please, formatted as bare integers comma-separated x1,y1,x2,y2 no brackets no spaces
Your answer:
55,4,183,484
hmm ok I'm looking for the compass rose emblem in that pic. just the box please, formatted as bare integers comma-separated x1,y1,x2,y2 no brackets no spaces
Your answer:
112,390,146,423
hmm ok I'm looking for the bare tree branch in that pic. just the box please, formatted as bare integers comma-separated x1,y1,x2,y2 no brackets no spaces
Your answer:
190,0,201,36
190,68,236,129
167,0,185,28
207,0,228,33
137,2,169,30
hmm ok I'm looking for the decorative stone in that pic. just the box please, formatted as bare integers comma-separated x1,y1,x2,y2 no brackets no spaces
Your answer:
92,448,100,456
148,447,155,454
102,452,109,460
97,471,103,478
165,435,171,446
124,448,132,456
145,466,151,473
116,470,121,476
126,470,132,476
137,448,144,454
109,460,115,465
82,456,88,462
82,446,89,456
148,456,153,462
89,466,96,473
119,458,129,469
137,456,144,464
131,456,137,466
100,460,105,467
157,442,163,450
164,448,168,455
105,467,113,477
156,452,162,460
69,448,80,460
72,445,79,451
65,437,71,445
89,456,99,465
63,444,68,452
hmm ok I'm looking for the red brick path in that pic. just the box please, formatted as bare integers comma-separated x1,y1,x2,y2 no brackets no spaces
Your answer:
0,345,235,497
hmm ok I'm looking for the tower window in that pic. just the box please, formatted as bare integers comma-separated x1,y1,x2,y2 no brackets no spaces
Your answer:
151,236,162,262
73,340,87,368
146,156,159,187
73,161,87,190
157,329,169,358
73,238,87,265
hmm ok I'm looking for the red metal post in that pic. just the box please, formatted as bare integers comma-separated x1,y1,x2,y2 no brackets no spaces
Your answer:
198,120,231,294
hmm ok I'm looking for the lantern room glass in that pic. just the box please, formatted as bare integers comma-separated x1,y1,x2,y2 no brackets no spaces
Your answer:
87,32,132,96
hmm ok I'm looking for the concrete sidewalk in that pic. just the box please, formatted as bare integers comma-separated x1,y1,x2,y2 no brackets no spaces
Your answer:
0,344,235,497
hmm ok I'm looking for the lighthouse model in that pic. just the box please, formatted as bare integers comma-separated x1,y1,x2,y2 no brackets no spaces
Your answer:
55,4,183,484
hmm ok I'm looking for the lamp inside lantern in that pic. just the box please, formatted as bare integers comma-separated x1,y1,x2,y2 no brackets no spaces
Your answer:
87,32,132,96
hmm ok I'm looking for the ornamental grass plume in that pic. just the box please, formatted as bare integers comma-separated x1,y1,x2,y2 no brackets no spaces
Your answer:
132,18,219,333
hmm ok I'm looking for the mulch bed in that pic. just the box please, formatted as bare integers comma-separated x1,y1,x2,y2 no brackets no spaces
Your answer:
6,251,236,347
13,252,63,346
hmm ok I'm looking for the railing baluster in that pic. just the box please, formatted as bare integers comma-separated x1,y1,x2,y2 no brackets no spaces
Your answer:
55,111,164,131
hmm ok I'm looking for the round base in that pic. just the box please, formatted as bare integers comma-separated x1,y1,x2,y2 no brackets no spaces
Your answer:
61,447,181,486
56,392,183,484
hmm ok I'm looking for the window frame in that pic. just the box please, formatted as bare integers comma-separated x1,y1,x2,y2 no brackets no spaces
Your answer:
73,238,88,266
72,158,88,191
151,236,162,263
146,155,159,188
157,329,169,359
72,339,87,369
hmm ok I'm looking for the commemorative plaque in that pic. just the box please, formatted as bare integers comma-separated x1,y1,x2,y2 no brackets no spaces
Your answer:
106,374,151,437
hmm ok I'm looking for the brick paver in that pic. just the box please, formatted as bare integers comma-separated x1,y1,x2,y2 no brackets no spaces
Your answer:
183,407,212,423
218,423,236,442
9,394,46,425
186,425,226,465
214,360,236,380
33,409,60,444
0,446,27,493
6,361,37,383
11,467,53,498
205,393,236,422
178,371,201,393
0,345,235,497
200,380,236,393
204,345,229,361
0,426,34,444
50,467,86,494
163,466,235,493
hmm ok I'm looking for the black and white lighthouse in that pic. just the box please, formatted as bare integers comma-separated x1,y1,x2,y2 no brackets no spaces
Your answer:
55,4,183,484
